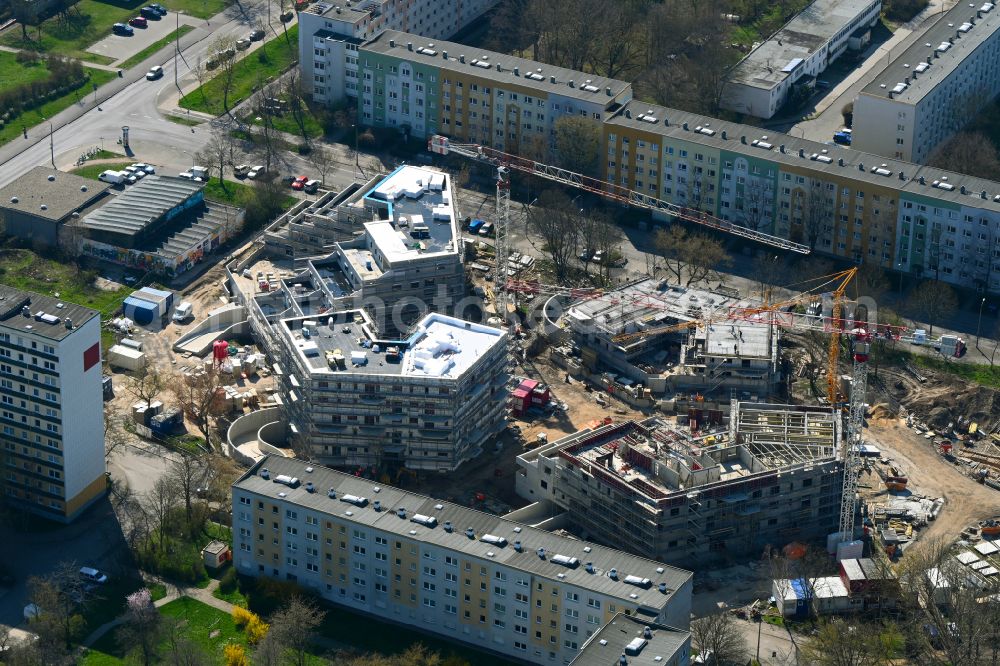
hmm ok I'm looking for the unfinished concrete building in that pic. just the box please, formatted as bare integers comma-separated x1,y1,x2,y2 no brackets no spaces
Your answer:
516,402,843,567
277,308,508,471
262,165,466,337
562,279,779,403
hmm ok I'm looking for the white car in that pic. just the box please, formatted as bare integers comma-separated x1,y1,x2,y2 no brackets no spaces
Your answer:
79,566,109,584
246,165,265,179
124,166,145,179
146,65,163,80
132,163,155,174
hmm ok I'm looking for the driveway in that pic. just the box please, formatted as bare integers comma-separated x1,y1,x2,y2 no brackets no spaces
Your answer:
87,13,204,66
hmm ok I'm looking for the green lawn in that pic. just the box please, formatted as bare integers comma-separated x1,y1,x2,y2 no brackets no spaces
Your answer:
164,113,204,126
1,0,228,63
119,24,193,68
0,51,51,87
0,66,115,147
81,597,247,665
179,25,299,116
0,248,133,316
71,160,133,179
201,177,296,209
913,354,1000,389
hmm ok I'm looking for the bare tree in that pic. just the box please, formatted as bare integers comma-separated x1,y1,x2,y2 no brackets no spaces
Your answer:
144,477,180,548
592,212,623,283
928,131,1000,181
27,561,87,650
655,226,732,287
265,597,326,666
307,146,337,188
117,588,163,666
531,190,580,282
210,36,239,113
736,177,772,232
123,366,167,408
174,366,227,450
553,116,602,175
799,618,896,666
163,617,210,666
282,68,311,144
166,454,208,533
690,611,748,666
196,128,240,194
905,280,958,336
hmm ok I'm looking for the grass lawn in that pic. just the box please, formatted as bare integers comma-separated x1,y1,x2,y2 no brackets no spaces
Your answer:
119,24,193,68
1,0,228,62
201,177,296,209
81,577,147,636
0,248,132,316
0,51,51,88
81,597,247,665
179,25,299,116
0,66,115,147
71,160,133,179
91,148,124,159
148,582,168,602
913,354,1000,389
164,113,204,126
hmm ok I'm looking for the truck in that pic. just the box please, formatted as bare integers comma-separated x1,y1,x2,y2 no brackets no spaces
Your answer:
173,301,193,323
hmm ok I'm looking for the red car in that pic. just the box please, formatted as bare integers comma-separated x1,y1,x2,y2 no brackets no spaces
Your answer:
290,176,308,191
129,16,148,27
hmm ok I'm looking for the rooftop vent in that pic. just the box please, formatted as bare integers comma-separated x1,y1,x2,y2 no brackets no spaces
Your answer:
9,197,17,204
406,41,412,50
643,627,653,639
537,547,546,559
465,527,475,539
585,562,595,573
608,568,619,580
514,540,523,552
981,190,988,199
40,204,47,211
480,534,507,547
304,481,315,493
550,75,556,83
550,554,580,568
260,468,270,480
568,80,574,87
47,175,55,182
919,176,926,185
513,67,519,76
274,474,300,488
396,507,406,518
721,130,727,139
658,582,668,593
625,109,632,119
327,487,336,498
442,51,447,59
389,39,395,47
459,54,465,63
682,122,688,130
411,514,437,528
373,500,382,511
443,521,453,532
340,494,368,507
81,186,88,192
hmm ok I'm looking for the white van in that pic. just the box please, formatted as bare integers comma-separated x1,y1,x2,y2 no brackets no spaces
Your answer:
190,166,208,179
173,301,193,322
79,567,108,584
98,170,124,185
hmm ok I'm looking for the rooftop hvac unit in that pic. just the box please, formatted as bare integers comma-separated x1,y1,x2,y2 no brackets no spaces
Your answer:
304,482,315,493
340,494,368,507
625,637,647,656
443,521,453,532
373,500,382,511
260,468,270,479
274,475,300,488
411,514,437,528
465,527,475,539
550,554,579,568
624,574,652,588
480,534,507,547
327,488,336,498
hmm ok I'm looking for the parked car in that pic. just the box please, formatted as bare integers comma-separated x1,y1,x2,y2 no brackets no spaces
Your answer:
478,221,494,236
816,79,831,90
291,175,308,190
280,10,294,22
132,163,155,174
145,65,163,80
129,16,147,28
235,38,251,51
79,567,108,584
304,179,320,194
591,250,604,264
98,170,125,184
248,28,265,41
833,129,852,146
149,3,167,14
578,248,594,262
139,6,161,19
123,166,146,179
112,23,134,36
246,165,266,179
234,164,250,178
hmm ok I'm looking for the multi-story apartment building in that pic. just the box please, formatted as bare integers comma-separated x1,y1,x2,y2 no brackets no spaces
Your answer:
276,308,508,471
355,30,633,153
261,165,466,338
564,278,779,400
602,99,1000,293
516,403,843,568
853,1,1000,163
299,0,498,103
570,613,690,666
233,455,693,665
721,0,882,119
0,287,105,522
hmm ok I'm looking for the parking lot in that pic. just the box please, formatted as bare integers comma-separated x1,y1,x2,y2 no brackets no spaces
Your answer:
86,11,202,66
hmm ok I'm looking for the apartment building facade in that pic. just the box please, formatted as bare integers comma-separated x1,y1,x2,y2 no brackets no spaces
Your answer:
355,31,633,154
516,404,843,568
0,288,105,522
602,100,1000,294
276,309,508,472
721,0,882,119
233,456,693,665
852,1,1000,163
299,0,498,103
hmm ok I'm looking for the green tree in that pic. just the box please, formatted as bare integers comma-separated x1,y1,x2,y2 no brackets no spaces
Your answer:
553,116,602,175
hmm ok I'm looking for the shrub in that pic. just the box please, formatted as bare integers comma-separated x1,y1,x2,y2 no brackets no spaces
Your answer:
231,605,255,628
219,566,239,594
224,643,249,666
245,615,269,644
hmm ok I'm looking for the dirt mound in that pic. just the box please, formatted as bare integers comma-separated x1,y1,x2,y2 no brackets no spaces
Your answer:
905,383,1000,431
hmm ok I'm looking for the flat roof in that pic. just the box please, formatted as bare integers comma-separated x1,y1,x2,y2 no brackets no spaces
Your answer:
361,165,457,259
571,614,689,666
235,455,693,608
282,310,505,378
861,1,1000,102
606,99,1000,212
362,30,632,105
544,403,839,503
81,175,203,237
0,167,108,222
728,0,878,90
701,322,773,359
0,285,99,341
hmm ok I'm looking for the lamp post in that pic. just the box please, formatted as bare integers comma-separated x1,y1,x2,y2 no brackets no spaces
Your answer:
977,297,986,347
42,116,54,168
174,11,184,91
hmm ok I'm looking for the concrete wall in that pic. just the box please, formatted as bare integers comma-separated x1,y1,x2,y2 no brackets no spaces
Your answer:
3,211,60,247
172,303,247,355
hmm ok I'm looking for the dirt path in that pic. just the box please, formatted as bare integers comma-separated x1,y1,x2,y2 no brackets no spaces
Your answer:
867,417,1000,553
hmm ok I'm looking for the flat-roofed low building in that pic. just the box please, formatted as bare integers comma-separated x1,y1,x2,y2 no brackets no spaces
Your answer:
570,613,690,666
277,308,508,471
721,0,882,118
0,167,109,247
233,455,693,665
516,402,843,568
